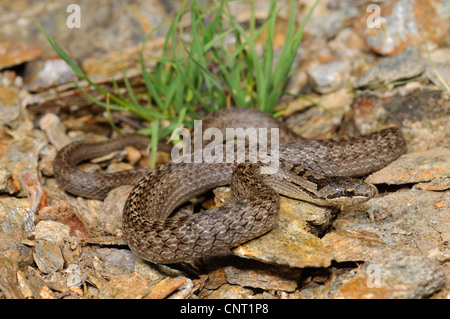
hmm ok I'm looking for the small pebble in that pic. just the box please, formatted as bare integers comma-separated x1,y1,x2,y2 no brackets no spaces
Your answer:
33,240,65,274
33,220,71,245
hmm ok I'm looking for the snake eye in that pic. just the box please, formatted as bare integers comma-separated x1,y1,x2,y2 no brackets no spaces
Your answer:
344,189,355,197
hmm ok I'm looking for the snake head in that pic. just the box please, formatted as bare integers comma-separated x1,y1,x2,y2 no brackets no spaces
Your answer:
264,164,378,207
320,177,378,206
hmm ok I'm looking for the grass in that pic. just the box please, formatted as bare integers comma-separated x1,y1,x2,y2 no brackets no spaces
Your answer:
38,0,319,168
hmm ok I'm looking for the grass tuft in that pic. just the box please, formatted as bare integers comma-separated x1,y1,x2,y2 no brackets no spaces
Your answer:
38,0,319,167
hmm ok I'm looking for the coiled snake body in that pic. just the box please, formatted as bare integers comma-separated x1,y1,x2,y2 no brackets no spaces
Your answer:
54,108,407,263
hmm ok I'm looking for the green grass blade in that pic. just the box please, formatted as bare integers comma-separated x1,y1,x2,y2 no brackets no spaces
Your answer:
149,120,160,168
37,23,84,78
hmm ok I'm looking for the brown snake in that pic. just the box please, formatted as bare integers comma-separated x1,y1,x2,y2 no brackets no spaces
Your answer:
54,108,407,263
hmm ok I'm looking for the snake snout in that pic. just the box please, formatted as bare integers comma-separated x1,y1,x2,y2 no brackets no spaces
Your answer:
341,182,378,205
325,179,378,206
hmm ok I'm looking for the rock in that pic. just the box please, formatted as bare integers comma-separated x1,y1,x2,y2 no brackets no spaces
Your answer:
2,243,34,268
167,278,195,299
39,113,71,150
33,59,77,89
16,270,34,299
100,185,133,235
0,196,30,221
212,186,332,268
416,176,450,191
0,42,42,69
307,60,349,94
124,146,143,165
203,283,254,299
37,204,90,239
283,88,353,139
2,207,35,233
366,147,450,187
106,162,134,173
0,130,48,196
33,221,71,245
224,259,300,292
0,168,12,193
204,255,300,293
321,230,387,262
0,87,21,127
364,0,417,56
0,256,24,299
21,170,46,214
66,263,82,288
73,197,104,236
33,240,65,274
350,90,449,152
332,253,446,298
425,47,450,90
88,270,155,299
96,248,139,274
279,196,332,227
144,276,188,299
38,144,57,177
355,46,425,88
333,188,449,255
134,259,169,283
363,0,448,56
233,206,332,268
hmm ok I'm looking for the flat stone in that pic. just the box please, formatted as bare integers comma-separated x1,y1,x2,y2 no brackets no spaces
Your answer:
204,255,300,292
88,270,155,299
0,87,21,126
33,240,65,274
0,130,48,196
283,88,353,139
204,283,254,299
0,256,24,299
415,176,450,191
233,207,332,268
143,276,188,299
2,243,33,268
213,187,332,268
167,278,195,299
0,42,42,69
224,259,301,292
2,207,35,233
321,230,386,262
33,220,70,245
355,46,425,88
33,59,77,89
351,90,449,149
96,248,139,274
135,259,182,283
0,168,12,194
100,185,133,235
366,147,450,187
38,144,57,177
333,188,449,255
307,60,349,94
0,197,30,221
332,253,446,298
38,113,71,151
37,204,90,239
280,196,332,226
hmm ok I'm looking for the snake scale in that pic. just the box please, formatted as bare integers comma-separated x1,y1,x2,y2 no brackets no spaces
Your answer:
54,108,407,263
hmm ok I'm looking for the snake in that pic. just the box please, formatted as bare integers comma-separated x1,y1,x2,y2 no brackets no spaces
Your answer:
54,107,407,263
